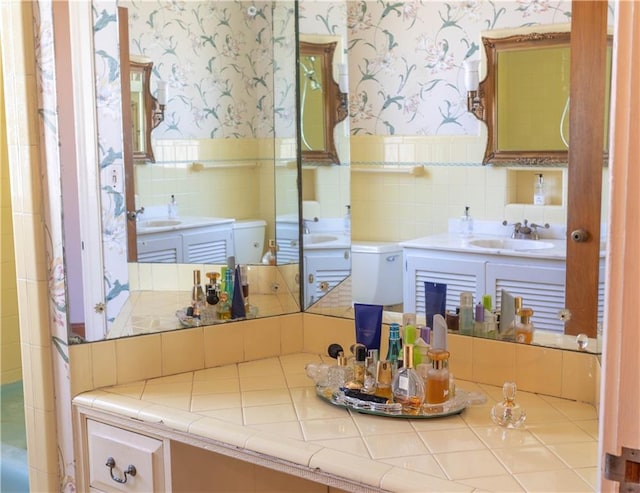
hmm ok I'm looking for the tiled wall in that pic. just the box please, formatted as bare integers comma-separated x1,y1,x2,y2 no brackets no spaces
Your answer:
1,2,60,490
0,54,21,385
350,134,609,242
72,311,599,407
302,313,600,405
137,137,287,240
69,313,305,397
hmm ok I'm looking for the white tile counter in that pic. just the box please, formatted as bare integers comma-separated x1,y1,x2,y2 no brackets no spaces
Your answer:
73,353,598,492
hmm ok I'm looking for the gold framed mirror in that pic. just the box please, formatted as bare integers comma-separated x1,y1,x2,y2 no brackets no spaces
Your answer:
478,30,612,165
129,57,159,162
299,41,347,164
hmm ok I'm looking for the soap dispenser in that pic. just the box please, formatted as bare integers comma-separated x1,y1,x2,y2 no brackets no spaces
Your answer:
458,206,473,238
533,174,547,205
168,194,178,218
344,205,351,235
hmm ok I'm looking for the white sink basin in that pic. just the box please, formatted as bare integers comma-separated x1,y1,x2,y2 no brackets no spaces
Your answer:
139,219,182,228
468,238,554,251
304,233,339,245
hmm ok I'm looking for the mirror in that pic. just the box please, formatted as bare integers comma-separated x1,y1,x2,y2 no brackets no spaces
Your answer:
478,29,612,164
297,34,351,310
128,57,161,162
299,41,347,164
69,1,302,342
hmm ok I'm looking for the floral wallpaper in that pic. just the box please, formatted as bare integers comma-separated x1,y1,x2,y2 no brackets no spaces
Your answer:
122,0,296,140
93,1,130,331
346,0,576,136
32,1,75,490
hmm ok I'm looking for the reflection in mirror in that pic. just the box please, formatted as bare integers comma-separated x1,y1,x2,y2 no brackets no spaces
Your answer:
71,1,301,342
474,28,612,165
299,41,347,164
128,57,162,163
298,37,351,310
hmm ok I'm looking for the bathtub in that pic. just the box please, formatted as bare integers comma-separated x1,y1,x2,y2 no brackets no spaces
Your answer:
1,381,29,492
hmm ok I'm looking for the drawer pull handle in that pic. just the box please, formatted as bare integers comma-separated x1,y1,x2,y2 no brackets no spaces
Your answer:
105,457,137,484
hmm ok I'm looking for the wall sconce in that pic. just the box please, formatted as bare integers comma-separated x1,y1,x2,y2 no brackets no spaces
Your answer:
152,80,167,129
464,59,484,120
337,63,349,120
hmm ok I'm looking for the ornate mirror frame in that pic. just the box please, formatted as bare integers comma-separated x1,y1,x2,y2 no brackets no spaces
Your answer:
479,30,612,165
299,41,347,164
129,58,157,163
480,31,572,165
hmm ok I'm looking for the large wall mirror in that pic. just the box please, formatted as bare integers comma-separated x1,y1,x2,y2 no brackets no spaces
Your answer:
478,29,612,164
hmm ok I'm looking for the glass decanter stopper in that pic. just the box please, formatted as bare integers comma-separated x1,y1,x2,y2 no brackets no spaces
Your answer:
491,381,526,428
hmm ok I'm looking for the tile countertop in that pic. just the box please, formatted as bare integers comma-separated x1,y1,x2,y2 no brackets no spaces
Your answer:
73,353,599,493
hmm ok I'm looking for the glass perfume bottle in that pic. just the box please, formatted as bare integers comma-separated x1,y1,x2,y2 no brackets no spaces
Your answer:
191,269,206,317
459,292,474,335
374,360,393,401
426,349,450,404
386,322,403,372
515,307,534,344
391,345,425,414
216,292,231,320
491,381,527,428
327,351,354,392
345,343,367,390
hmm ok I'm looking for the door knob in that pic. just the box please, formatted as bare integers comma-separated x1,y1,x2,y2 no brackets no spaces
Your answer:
570,229,589,243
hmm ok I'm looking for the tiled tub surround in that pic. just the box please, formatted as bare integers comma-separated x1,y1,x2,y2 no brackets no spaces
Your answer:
73,353,599,492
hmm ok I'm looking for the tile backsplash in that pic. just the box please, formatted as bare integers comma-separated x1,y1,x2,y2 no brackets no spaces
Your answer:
70,312,599,407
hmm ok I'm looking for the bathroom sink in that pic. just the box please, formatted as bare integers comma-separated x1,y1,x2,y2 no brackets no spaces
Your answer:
139,219,182,228
304,233,339,245
468,238,554,251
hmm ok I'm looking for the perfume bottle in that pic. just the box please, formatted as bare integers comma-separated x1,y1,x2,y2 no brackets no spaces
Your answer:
515,307,535,344
216,292,231,320
374,360,393,401
459,292,474,336
345,344,367,390
327,351,354,392
363,349,379,394
191,270,205,316
385,323,403,372
491,381,527,428
426,349,450,404
392,345,425,414
205,272,220,306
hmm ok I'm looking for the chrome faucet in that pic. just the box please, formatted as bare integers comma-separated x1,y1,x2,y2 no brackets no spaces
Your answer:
502,219,549,239
303,217,318,234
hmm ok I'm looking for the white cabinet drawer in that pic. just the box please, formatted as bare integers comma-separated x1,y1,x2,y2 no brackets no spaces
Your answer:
87,419,165,492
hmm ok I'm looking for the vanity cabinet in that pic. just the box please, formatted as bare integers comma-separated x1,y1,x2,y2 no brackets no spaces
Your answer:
76,415,170,492
403,247,605,333
304,248,351,307
137,224,233,264
74,405,351,493
276,221,300,264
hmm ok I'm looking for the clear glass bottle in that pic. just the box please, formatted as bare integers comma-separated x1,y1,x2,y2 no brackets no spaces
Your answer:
386,322,403,372
345,344,367,390
191,269,206,317
327,352,353,392
374,360,393,401
491,381,527,428
216,292,231,320
515,307,534,344
426,349,450,404
392,345,425,414
363,349,379,394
